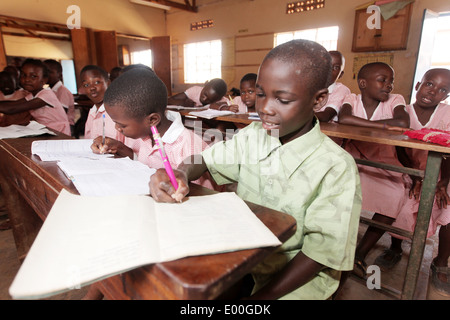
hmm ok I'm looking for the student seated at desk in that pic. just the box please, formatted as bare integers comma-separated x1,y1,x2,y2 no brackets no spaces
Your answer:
44,59,76,135
150,39,362,300
377,68,450,295
80,65,126,143
0,71,31,127
314,50,351,123
91,68,217,191
0,59,70,135
168,78,228,109
338,62,410,277
224,73,257,114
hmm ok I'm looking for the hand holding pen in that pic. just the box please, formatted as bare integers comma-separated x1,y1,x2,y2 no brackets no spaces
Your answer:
151,126,179,191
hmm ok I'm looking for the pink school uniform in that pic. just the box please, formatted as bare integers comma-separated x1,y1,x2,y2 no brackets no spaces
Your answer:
392,102,450,238
51,80,76,126
227,96,248,113
185,86,227,107
128,110,215,190
84,104,125,142
314,82,351,122
343,93,408,218
24,88,71,135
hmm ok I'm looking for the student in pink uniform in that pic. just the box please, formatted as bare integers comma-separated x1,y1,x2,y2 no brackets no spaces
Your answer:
0,59,70,135
80,65,125,142
90,68,216,191
0,71,30,126
315,51,351,123
376,68,450,295
168,78,228,108
224,73,257,114
338,62,410,276
44,59,76,135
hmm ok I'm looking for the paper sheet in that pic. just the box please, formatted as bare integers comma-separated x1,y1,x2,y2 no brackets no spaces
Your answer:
0,121,56,139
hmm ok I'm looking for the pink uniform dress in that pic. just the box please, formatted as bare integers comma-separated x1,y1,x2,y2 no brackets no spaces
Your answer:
392,102,450,238
51,81,76,126
127,110,216,190
314,82,351,122
24,88,71,135
343,93,408,218
84,103,125,142
227,96,249,114
185,86,227,107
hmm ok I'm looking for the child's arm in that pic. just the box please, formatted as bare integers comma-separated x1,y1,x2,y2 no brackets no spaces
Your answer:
338,103,409,130
0,98,49,114
149,154,208,203
315,107,337,122
168,92,196,108
91,136,134,159
245,252,323,300
210,101,239,113
435,157,450,209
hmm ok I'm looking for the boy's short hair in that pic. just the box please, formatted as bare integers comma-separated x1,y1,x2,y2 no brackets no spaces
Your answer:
80,65,109,81
104,68,168,119
240,73,257,84
206,78,227,97
21,58,49,78
44,59,63,74
264,39,331,95
357,62,392,81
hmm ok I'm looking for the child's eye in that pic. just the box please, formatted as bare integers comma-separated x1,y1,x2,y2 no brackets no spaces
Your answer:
276,98,291,104
256,92,265,98
426,82,434,87
439,88,448,94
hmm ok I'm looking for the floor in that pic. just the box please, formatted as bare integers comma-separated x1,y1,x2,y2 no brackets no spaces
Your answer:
0,191,449,300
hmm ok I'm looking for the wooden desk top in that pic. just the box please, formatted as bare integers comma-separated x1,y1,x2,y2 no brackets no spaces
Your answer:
180,111,257,125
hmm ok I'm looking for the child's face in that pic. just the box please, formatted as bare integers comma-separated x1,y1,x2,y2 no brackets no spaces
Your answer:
240,80,256,109
414,70,450,108
330,54,343,84
20,64,47,95
256,58,318,144
81,70,109,105
0,74,16,95
200,86,220,105
105,104,149,139
45,65,60,87
360,65,394,102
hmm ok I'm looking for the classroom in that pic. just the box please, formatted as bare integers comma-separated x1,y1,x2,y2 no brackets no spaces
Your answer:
0,0,450,302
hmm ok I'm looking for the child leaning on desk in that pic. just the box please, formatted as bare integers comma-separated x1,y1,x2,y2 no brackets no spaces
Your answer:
168,78,228,108
0,59,70,135
0,71,31,127
90,68,217,191
337,62,410,277
378,68,450,295
150,39,362,300
80,65,126,142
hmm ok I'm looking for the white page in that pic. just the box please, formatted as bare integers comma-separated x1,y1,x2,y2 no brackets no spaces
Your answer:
31,139,113,161
155,192,282,261
189,109,234,119
57,157,151,176
0,121,56,139
9,190,160,299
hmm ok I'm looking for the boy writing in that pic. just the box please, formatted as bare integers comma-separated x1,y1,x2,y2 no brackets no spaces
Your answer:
150,40,362,300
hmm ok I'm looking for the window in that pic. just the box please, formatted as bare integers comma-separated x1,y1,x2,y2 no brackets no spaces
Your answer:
131,49,153,69
274,26,339,50
184,40,222,84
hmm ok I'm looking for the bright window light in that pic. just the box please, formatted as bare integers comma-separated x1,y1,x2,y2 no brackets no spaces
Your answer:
184,40,222,84
131,49,153,68
274,26,339,50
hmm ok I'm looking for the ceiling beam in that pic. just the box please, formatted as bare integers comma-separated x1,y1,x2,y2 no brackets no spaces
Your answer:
146,0,198,12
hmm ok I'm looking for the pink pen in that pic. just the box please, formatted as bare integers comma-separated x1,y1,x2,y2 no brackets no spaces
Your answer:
151,126,179,190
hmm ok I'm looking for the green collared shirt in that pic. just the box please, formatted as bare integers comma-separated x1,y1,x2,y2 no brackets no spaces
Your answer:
202,120,361,299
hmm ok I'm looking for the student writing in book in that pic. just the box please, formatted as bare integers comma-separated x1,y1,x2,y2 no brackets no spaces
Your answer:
337,62,410,277
0,59,70,135
44,59,76,135
80,65,126,142
90,68,217,191
150,39,362,300
0,71,31,127
375,68,450,295
168,78,228,108
314,51,351,123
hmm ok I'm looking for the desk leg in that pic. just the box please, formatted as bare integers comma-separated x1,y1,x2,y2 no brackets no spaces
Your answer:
401,151,442,300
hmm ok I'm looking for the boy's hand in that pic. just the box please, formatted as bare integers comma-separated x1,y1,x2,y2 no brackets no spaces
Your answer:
409,179,422,200
91,136,121,154
224,104,239,113
150,168,190,203
435,180,450,209
183,98,197,108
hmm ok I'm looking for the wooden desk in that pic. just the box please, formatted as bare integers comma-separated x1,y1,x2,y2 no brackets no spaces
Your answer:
180,111,257,126
320,122,449,300
0,135,296,300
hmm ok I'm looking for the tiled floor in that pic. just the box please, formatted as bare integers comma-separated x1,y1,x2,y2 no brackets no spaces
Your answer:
1,195,448,300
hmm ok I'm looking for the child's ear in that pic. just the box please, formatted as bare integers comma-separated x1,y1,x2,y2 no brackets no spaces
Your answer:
358,79,366,89
146,112,161,127
338,70,344,79
314,88,329,107
415,81,421,91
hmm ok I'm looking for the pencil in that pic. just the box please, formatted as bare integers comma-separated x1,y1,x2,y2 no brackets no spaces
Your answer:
102,114,105,145
151,126,178,190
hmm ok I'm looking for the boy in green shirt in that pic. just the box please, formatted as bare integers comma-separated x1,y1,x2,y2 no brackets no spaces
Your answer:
150,39,361,300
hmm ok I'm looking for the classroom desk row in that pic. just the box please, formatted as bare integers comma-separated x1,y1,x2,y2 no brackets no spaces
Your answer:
0,133,296,300
180,111,450,300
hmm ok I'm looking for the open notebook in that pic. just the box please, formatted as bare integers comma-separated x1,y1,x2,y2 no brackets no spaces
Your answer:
9,190,282,299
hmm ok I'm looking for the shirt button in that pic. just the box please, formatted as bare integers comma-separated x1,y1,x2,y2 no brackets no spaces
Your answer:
267,179,273,185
